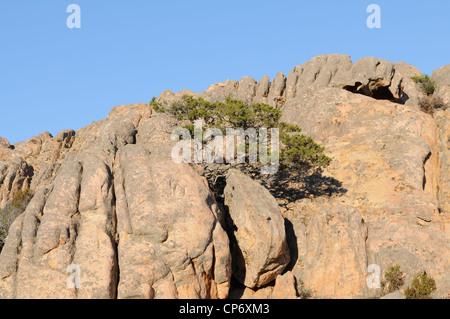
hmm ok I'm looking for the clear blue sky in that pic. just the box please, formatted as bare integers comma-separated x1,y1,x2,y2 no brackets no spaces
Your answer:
0,0,449,144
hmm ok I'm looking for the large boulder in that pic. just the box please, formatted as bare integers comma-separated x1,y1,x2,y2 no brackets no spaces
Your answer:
393,62,425,108
224,169,290,289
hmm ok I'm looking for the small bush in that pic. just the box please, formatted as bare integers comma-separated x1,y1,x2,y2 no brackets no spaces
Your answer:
418,94,446,115
411,74,448,114
0,188,33,252
296,279,314,299
13,188,33,211
404,272,437,299
381,265,405,296
0,205,21,251
149,97,166,113
411,74,436,96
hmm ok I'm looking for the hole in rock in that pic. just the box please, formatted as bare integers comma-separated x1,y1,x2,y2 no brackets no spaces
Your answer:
343,82,396,101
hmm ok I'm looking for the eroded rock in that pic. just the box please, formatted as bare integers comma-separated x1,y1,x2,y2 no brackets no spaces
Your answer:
224,169,290,289
281,87,449,298
113,114,231,299
294,206,368,299
1,56,449,300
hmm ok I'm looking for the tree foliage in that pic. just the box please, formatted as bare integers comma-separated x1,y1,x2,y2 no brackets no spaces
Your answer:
151,95,332,171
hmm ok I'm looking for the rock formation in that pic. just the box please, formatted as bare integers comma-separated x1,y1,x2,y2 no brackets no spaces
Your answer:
0,54,449,299
157,54,406,109
280,86,449,298
224,169,290,289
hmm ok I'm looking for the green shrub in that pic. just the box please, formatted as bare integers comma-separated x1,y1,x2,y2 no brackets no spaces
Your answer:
13,188,33,210
410,74,449,114
404,272,437,299
281,134,332,169
411,74,436,96
380,265,405,296
149,97,166,113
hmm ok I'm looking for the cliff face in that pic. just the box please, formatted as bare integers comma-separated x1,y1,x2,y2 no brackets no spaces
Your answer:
281,87,449,298
0,54,449,299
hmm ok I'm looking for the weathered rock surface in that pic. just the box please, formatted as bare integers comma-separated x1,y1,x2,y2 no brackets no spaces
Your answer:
433,65,450,107
113,114,232,299
157,54,406,108
292,206,368,299
224,169,290,289
280,87,449,298
286,55,403,100
0,128,78,209
0,157,33,209
229,271,298,299
393,62,425,108
432,64,450,87
0,55,449,300
0,137,11,160
0,154,118,299
6,131,74,170
0,105,232,299
435,109,450,235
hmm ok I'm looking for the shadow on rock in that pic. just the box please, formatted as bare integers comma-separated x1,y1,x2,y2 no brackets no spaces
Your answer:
257,167,347,203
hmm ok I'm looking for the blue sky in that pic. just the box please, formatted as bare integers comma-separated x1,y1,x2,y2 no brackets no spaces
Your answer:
0,0,449,144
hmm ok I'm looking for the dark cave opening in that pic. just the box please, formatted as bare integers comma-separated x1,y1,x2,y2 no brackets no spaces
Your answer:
343,82,397,101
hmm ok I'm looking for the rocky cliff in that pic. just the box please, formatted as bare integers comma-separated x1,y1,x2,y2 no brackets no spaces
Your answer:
0,54,449,299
